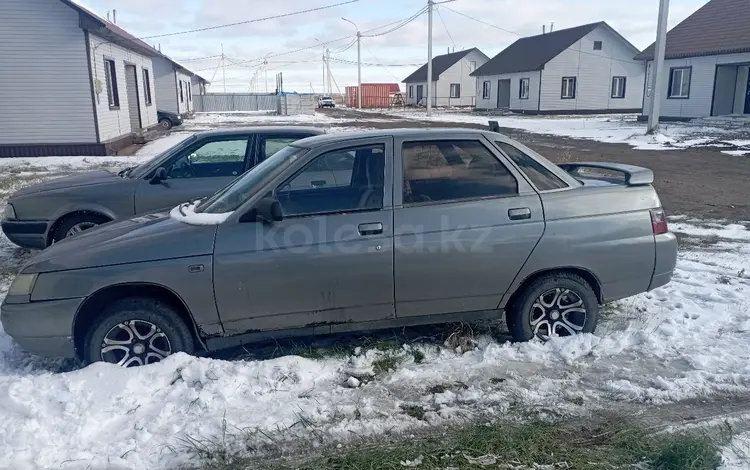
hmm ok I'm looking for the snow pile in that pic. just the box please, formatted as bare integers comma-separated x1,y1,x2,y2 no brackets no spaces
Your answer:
169,200,232,226
720,431,750,469
185,111,341,130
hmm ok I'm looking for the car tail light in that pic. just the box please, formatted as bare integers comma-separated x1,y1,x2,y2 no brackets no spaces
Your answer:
650,208,669,235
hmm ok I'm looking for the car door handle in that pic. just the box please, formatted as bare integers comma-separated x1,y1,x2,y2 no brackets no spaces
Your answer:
508,207,531,220
311,180,327,187
358,222,383,236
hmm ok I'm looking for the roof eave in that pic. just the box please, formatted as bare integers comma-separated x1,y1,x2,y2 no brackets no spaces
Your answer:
636,46,750,62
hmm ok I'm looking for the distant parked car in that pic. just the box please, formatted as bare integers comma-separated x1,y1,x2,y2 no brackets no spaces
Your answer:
1,127,323,249
157,110,183,130
318,96,335,108
1,127,677,366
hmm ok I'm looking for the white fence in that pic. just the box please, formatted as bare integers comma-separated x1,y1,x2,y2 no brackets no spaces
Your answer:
195,93,278,112
278,94,316,116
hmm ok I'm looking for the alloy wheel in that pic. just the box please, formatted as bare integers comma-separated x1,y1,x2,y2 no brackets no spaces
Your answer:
529,288,587,339
65,222,98,237
101,320,172,367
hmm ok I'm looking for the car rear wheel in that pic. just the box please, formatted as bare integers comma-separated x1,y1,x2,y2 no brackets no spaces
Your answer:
159,118,173,130
52,213,109,244
83,298,194,367
505,273,599,342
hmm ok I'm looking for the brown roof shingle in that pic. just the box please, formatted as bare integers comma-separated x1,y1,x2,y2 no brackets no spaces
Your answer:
634,0,750,60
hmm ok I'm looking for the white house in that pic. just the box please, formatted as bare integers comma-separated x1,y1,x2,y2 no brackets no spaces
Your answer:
153,56,201,116
472,22,644,114
0,0,202,157
635,0,750,120
402,48,489,107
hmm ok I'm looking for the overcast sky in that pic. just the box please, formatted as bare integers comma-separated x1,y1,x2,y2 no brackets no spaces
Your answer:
76,0,708,93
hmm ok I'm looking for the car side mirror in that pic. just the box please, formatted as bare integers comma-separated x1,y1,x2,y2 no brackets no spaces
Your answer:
254,196,283,224
151,167,168,185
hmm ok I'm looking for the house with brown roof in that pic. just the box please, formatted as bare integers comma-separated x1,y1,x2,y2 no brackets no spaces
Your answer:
635,0,750,120
0,0,202,156
472,22,644,114
403,48,489,107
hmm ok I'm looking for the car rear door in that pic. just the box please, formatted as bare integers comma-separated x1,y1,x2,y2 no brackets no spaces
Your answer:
392,133,545,318
212,137,395,334
134,134,253,214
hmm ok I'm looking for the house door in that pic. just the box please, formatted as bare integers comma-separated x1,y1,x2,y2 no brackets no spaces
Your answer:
497,79,511,108
124,64,142,131
416,85,424,104
745,75,750,114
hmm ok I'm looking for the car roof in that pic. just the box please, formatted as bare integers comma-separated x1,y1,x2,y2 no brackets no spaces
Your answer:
291,127,498,147
194,126,325,138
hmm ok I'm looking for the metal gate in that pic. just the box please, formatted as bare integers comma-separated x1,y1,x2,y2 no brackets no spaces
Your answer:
194,93,278,112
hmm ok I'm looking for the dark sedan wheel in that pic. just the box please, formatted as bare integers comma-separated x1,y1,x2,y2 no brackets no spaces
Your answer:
159,118,173,130
53,213,109,244
506,273,599,342
84,298,194,367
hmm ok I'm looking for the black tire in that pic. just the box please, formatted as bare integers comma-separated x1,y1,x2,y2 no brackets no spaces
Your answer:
159,118,173,130
83,297,195,367
52,212,110,244
505,273,599,342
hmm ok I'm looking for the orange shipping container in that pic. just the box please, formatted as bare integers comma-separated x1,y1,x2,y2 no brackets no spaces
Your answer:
346,84,395,108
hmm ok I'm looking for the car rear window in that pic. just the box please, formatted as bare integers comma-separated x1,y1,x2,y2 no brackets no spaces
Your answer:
495,141,568,191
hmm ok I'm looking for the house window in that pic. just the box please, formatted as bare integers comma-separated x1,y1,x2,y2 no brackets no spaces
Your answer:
142,69,153,106
519,78,530,99
469,61,477,72
593,41,603,50
482,81,491,99
561,77,576,99
611,76,626,99
187,82,192,101
450,83,461,98
668,67,691,99
409,85,414,98
103,58,119,109
179,81,184,103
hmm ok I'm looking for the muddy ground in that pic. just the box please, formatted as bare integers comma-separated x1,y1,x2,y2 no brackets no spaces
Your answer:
321,108,750,222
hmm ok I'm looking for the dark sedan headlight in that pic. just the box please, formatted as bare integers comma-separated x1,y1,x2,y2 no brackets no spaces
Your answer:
8,273,37,296
3,204,16,220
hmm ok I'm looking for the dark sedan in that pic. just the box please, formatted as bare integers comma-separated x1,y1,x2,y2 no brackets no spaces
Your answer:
1,127,323,249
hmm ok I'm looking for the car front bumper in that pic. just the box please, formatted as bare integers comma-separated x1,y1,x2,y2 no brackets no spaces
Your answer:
1,220,50,250
1,296,82,358
650,232,678,290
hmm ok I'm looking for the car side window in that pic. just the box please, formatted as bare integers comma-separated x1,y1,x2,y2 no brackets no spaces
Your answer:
495,141,568,191
261,137,301,161
168,139,248,179
276,144,384,217
402,140,518,204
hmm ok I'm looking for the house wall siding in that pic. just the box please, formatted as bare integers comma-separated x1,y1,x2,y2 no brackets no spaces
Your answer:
433,50,488,107
540,25,645,111
474,71,541,111
153,56,177,114
643,52,750,118
89,34,157,142
0,0,96,145
404,81,431,106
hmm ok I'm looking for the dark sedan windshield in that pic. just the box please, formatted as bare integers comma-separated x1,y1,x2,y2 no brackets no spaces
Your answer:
197,145,308,214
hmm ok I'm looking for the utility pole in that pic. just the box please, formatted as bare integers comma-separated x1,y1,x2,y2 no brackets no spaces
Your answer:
343,18,362,108
326,48,332,95
647,0,670,134
221,43,227,93
426,0,433,116
263,54,269,93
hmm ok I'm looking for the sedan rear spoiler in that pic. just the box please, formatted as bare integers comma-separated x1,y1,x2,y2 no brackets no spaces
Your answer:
558,162,654,186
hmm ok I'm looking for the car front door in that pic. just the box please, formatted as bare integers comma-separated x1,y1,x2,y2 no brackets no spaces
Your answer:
134,135,252,214
212,137,395,334
393,135,545,318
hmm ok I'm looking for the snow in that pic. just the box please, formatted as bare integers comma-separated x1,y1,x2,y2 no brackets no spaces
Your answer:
169,200,232,226
721,432,750,469
367,109,750,152
185,111,341,130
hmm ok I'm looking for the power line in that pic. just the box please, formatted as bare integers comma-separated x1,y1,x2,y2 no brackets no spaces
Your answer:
140,0,361,39
436,6,456,49
363,6,427,37
364,45,401,81
440,6,521,36
330,58,423,67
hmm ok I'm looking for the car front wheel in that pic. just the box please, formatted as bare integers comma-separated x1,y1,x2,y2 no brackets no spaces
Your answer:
159,118,173,130
83,298,194,367
52,213,109,244
505,273,599,342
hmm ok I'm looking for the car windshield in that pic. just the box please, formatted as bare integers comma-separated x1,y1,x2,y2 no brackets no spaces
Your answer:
196,145,308,214
127,135,197,179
